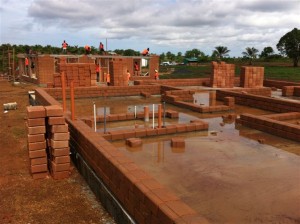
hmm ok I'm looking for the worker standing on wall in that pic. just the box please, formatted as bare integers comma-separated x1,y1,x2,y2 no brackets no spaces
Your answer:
62,40,68,53
154,69,159,80
99,42,105,54
85,45,91,55
141,48,150,56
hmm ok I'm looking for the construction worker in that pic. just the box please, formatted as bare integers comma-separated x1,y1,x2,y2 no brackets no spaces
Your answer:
95,63,100,82
154,69,159,80
99,42,105,53
105,72,110,86
134,61,139,76
25,57,29,75
62,40,68,53
126,70,131,86
84,45,91,54
141,48,149,56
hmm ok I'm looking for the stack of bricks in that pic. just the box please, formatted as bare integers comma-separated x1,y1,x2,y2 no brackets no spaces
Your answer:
26,106,48,179
240,66,264,88
210,61,235,88
53,63,96,88
45,105,71,180
109,59,128,86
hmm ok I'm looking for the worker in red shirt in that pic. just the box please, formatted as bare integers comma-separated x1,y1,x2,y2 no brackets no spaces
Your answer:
62,40,68,53
141,48,149,56
84,45,91,54
154,69,159,80
134,61,139,76
25,57,29,75
95,63,101,82
99,42,105,54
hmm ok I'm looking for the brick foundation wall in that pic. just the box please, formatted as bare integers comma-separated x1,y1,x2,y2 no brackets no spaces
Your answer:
263,79,300,89
237,113,300,142
217,89,300,112
34,87,209,224
135,78,210,86
42,85,161,100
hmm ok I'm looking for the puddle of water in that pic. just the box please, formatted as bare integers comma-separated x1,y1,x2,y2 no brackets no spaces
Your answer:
66,95,300,223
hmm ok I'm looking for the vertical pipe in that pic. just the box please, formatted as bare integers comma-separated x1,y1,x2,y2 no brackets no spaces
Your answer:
163,101,166,127
93,102,97,132
70,81,75,121
12,48,15,82
157,104,162,128
144,106,149,122
134,106,137,119
209,91,216,106
61,72,66,112
104,106,107,133
152,104,155,129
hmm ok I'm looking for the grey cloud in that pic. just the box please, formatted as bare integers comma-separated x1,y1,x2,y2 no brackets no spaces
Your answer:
237,0,300,12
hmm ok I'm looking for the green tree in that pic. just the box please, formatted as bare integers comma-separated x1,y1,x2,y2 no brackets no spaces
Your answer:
277,28,300,67
242,47,259,65
166,51,175,61
176,52,183,63
159,53,166,63
123,49,139,56
213,46,230,59
185,48,203,58
260,46,274,58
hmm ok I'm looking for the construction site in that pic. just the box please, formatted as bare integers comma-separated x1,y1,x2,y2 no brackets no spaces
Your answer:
1,50,300,224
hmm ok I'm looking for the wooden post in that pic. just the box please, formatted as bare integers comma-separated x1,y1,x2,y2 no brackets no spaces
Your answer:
70,81,75,120
61,72,66,112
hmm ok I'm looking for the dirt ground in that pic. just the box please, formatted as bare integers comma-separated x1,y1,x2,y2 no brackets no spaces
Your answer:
0,80,115,224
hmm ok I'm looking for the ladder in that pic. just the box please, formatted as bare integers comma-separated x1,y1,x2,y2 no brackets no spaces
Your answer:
1,47,15,81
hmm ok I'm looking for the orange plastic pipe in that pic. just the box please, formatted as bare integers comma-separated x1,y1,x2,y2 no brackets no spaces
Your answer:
157,104,162,128
61,72,66,112
70,81,75,120
144,106,149,122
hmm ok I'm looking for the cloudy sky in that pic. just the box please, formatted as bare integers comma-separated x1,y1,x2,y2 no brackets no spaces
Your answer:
0,0,299,57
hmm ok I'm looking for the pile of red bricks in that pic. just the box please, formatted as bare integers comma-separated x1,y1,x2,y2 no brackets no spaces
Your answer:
210,61,235,88
26,106,48,179
240,66,264,88
109,59,129,86
26,105,70,180
45,105,71,180
52,63,97,88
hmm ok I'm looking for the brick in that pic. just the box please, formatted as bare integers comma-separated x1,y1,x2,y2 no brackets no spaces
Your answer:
52,155,70,164
51,124,68,133
47,116,65,125
27,118,45,127
171,137,185,148
31,164,48,173
44,105,64,117
30,157,47,165
51,170,70,180
27,126,46,135
32,172,48,180
126,138,142,147
51,132,70,141
28,149,46,158
27,134,45,143
50,161,70,172
28,141,46,151
50,147,70,156
26,106,46,118
50,139,69,148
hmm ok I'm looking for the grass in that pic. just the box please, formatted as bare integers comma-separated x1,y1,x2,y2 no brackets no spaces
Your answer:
160,61,300,82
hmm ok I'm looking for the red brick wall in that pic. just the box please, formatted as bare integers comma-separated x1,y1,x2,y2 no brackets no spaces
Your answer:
34,87,209,223
264,79,300,89
38,55,55,85
217,89,300,112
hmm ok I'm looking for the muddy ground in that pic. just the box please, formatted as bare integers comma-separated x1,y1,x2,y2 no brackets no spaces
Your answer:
0,80,115,224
